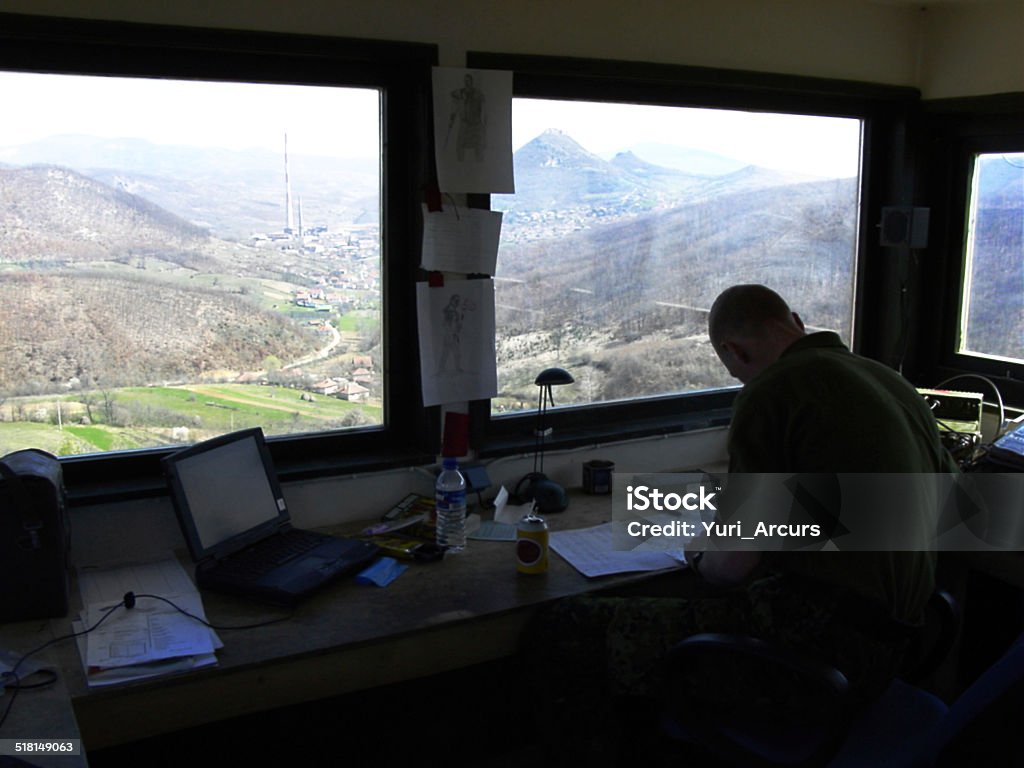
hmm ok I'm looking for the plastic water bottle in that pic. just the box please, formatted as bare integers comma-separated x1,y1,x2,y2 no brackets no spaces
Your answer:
435,457,467,552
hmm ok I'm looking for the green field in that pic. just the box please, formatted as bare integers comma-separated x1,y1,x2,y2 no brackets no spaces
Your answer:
335,309,379,333
0,383,382,457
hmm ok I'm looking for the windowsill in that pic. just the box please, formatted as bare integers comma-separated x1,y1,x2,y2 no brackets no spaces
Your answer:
475,405,733,459
64,447,435,507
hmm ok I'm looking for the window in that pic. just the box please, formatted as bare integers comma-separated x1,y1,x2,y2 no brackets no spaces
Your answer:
461,53,920,451
0,72,383,456
490,98,862,414
959,151,1024,363
0,14,435,496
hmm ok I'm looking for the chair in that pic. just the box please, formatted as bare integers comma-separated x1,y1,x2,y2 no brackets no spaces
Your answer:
923,629,1024,766
659,589,993,768
901,588,960,685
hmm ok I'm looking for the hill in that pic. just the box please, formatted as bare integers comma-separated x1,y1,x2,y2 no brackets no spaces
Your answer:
605,142,748,176
494,129,822,242
493,176,858,406
0,271,319,395
0,164,211,266
498,177,857,330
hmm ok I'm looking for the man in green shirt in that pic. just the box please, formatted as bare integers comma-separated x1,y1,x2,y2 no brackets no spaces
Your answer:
702,283,955,625
523,285,955,759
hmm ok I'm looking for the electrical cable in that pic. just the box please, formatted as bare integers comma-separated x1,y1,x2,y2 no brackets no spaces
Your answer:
125,593,294,631
0,600,126,731
0,592,293,734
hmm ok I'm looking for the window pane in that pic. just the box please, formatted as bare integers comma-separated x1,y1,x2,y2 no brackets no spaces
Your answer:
960,152,1024,362
0,72,382,456
491,99,861,413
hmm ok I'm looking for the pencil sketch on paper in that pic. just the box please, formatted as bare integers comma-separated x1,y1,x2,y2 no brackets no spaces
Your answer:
436,293,477,375
432,67,514,194
417,279,497,406
446,73,487,162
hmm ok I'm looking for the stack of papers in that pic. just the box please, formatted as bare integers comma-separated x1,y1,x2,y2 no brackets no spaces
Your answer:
74,558,221,687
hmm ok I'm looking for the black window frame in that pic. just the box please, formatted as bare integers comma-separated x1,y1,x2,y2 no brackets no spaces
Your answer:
917,94,1024,408
0,13,439,501
465,52,920,457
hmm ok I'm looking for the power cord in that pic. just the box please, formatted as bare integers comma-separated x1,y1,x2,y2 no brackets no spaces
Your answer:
0,592,293,733
124,592,294,631
0,599,126,732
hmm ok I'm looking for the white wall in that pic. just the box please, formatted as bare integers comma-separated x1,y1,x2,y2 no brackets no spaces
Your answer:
8,0,1017,98
2,0,914,80
918,0,1024,99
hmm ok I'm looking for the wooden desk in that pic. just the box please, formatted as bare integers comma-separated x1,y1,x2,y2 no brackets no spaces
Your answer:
1,493,686,759
0,619,85,768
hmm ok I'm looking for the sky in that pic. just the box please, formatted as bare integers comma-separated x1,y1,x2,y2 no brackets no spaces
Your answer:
0,70,860,179
0,71,381,159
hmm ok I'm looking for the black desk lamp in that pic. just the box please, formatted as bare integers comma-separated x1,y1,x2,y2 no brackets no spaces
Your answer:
515,367,574,513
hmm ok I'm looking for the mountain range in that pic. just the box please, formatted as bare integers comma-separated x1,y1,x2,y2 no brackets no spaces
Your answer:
0,134,379,240
1,126,1017,396
494,128,821,231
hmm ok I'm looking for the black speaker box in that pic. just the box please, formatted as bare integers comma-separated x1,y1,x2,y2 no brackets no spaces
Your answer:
880,206,930,248
0,449,71,622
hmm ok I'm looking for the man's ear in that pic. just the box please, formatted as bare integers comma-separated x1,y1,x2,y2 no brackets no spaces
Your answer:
791,312,805,332
722,340,751,364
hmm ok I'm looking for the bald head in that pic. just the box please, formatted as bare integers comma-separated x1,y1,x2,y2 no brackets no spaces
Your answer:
708,285,806,383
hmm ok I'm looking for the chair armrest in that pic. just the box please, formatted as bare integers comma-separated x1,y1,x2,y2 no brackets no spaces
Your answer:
902,588,961,684
668,633,849,694
665,633,849,725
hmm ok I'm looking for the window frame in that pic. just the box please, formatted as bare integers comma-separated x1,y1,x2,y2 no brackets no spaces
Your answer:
465,52,919,457
919,96,1024,408
0,13,439,501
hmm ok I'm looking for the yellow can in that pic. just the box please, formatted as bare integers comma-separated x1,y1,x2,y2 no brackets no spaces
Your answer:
516,512,549,574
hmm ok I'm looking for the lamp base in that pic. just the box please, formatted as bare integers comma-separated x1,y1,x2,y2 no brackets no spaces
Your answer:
514,472,569,514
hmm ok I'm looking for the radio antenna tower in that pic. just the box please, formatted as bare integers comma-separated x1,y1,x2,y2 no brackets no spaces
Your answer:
284,133,295,234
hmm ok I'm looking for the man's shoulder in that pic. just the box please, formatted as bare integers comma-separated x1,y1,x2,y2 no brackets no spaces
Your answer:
736,333,843,400
753,332,907,388
734,332,919,419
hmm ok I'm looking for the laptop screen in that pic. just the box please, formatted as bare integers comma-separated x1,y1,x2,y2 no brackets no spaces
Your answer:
165,428,288,560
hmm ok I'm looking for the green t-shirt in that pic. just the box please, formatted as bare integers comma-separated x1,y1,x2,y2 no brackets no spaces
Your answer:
726,332,957,623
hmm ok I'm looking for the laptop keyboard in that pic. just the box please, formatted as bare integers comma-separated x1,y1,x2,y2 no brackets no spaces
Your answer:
218,530,325,580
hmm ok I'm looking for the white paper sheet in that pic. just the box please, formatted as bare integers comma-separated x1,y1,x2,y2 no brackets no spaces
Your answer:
83,592,217,671
417,278,497,406
78,557,197,606
432,67,514,193
421,203,503,274
550,523,683,578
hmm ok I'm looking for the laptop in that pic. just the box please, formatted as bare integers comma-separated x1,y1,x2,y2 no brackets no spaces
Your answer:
163,427,378,606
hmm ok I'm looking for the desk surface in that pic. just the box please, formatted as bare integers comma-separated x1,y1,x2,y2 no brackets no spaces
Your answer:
0,619,83,768
1,492,685,759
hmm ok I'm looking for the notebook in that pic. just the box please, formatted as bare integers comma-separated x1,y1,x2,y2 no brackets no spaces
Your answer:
163,428,378,606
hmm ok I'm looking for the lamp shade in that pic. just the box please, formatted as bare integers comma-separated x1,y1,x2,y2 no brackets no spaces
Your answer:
535,367,574,387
